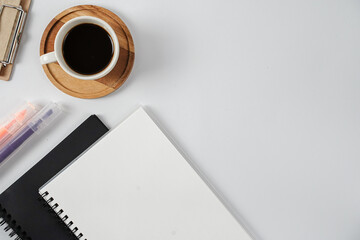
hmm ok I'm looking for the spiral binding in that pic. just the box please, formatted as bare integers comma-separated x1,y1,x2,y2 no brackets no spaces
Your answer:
0,217,22,240
40,191,86,240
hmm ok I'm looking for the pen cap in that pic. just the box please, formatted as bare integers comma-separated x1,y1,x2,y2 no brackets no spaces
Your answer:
28,103,62,133
0,103,38,138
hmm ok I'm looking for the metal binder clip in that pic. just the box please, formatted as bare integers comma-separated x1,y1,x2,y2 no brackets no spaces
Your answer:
0,4,26,67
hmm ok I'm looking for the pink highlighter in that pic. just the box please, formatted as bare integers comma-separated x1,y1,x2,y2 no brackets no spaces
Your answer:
0,103,38,149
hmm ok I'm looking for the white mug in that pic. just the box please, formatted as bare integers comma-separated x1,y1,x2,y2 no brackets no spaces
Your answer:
40,16,120,80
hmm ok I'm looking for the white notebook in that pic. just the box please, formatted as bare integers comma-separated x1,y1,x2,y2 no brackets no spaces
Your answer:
39,108,253,240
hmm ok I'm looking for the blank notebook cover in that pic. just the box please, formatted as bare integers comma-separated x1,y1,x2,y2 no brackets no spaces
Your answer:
39,107,253,240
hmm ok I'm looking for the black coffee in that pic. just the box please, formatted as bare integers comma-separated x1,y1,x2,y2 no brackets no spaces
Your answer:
62,23,114,75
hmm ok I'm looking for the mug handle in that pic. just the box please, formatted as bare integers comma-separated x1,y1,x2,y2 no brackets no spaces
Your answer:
40,52,57,65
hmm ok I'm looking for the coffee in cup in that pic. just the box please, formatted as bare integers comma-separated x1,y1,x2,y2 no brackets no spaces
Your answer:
40,16,120,80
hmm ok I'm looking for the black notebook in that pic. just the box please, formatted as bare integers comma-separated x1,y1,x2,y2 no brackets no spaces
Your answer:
0,115,108,240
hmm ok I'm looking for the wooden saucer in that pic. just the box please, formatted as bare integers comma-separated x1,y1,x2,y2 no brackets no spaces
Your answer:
40,5,135,99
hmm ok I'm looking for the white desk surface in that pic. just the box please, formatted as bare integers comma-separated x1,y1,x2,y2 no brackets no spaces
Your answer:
0,0,359,240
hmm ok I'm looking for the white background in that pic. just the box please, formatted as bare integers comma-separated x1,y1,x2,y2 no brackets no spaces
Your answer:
0,0,360,239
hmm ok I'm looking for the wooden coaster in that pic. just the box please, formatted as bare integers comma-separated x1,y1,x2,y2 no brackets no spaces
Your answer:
40,5,135,99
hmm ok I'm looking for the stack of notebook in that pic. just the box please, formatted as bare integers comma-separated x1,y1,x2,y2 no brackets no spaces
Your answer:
0,107,253,240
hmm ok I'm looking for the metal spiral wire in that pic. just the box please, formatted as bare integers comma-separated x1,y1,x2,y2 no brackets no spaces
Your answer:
0,217,22,240
41,191,86,240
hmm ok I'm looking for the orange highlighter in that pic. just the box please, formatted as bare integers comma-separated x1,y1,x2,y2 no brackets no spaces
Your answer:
0,103,38,148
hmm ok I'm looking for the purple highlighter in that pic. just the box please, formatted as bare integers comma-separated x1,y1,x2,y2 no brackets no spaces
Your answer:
0,103,62,165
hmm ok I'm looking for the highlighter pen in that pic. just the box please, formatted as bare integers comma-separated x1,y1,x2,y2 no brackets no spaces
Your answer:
0,103,39,148
0,103,62,165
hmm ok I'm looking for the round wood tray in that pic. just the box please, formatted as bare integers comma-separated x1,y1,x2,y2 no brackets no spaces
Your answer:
40,5,135,99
